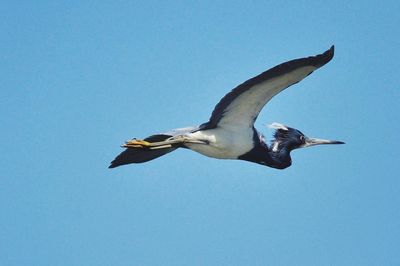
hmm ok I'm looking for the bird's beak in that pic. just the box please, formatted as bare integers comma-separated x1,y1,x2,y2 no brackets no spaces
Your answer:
303,137,345,148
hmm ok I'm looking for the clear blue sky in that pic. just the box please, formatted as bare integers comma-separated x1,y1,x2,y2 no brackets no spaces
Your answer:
1,1,399,265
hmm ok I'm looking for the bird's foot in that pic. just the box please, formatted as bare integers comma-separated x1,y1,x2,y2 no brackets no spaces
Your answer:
122,139,151,148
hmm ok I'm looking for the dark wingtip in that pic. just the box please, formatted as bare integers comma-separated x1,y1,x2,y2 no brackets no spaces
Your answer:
314,45,335,67
327,45,335,58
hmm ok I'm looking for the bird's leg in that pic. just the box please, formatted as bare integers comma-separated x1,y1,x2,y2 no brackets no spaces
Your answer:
168,135,208,145
122,136,186,149
122,135,207,149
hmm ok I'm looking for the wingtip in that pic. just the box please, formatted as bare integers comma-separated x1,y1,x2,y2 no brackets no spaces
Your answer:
328,45,335,56
313,45,335,67
323,45,335,60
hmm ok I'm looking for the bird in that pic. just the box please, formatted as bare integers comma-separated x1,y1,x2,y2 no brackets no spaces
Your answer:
109,46,344,169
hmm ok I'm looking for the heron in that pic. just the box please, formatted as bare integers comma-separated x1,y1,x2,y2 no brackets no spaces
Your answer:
109,46,344,169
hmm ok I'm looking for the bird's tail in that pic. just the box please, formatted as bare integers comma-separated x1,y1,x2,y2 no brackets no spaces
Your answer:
109,134,182,168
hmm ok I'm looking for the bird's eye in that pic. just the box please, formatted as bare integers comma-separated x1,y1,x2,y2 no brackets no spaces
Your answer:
300,136,305,142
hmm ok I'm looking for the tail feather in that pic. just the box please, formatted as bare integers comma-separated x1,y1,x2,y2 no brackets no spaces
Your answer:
108,134,178,168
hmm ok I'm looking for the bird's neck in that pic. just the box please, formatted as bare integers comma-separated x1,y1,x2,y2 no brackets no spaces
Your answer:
237,143,292,169
268,146,292,169
237,132,292,169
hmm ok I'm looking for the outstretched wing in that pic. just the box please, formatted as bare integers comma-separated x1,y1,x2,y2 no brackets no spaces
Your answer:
202,46,334,130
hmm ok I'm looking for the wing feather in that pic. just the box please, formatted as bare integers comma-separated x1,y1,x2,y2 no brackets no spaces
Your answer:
203,46,334,130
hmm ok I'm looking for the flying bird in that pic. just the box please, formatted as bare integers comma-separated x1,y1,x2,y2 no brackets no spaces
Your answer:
109,46,344,169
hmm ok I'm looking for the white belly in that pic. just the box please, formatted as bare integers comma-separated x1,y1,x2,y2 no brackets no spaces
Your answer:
184,127,254,159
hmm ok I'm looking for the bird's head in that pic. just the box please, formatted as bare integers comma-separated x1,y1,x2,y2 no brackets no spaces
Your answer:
269,123,344,152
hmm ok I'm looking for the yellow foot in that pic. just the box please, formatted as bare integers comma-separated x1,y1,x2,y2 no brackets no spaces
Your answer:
122,139,151,148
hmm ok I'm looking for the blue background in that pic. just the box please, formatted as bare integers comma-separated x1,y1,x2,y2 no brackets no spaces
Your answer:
1,1,399,265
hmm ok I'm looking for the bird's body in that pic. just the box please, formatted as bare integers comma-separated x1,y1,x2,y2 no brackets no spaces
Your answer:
109,46,344,169
181,126,255,159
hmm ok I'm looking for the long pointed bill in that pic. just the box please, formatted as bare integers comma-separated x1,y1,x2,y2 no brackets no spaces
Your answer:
304,137,345,148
